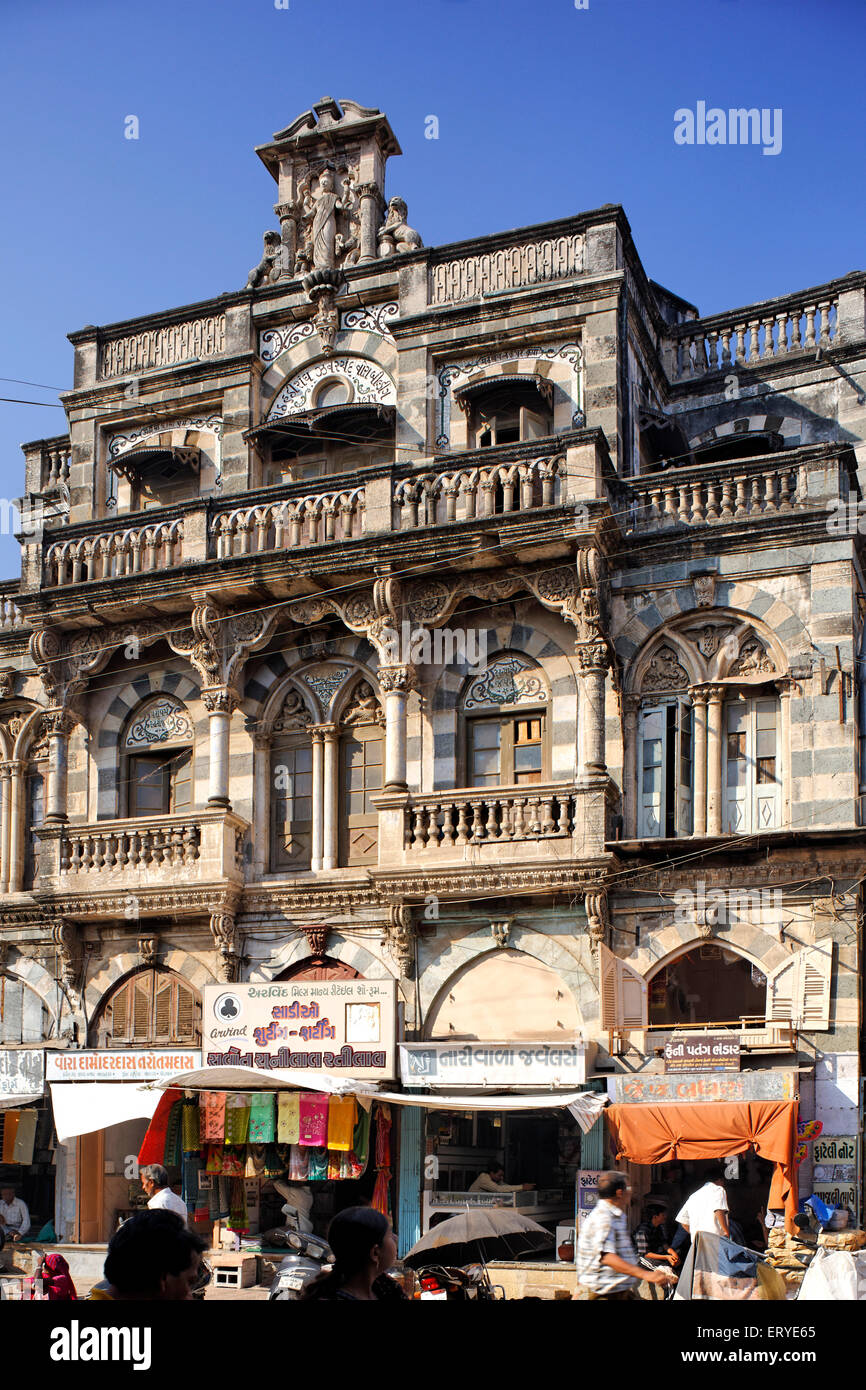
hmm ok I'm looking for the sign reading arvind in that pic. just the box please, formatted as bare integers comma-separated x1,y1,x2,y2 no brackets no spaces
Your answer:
203,981,396,1080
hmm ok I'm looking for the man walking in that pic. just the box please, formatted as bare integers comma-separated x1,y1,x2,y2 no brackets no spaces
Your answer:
675,1165,730,1239
575,1172,676,1300
140,1164,188,1222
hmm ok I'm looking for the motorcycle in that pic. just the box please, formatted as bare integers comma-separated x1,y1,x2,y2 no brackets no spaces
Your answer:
268,1231,333,1300
411,1263,504,1301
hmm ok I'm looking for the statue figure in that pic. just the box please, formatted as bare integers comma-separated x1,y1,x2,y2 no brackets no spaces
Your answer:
378,197,423,257
246,230,282,288
299,166,359,271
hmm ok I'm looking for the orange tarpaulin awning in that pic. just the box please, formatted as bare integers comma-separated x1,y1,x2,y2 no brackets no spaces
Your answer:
605,1100,799,1231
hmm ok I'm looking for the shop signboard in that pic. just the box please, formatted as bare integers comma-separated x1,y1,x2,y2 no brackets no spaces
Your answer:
812,1135,858,1183
577,1169,603,1232
203,980,396,1080
0,1049,44,1098
663,1033,740,1074
45,1050,201,1082
610,1070,795,1105
399,1041,587,1087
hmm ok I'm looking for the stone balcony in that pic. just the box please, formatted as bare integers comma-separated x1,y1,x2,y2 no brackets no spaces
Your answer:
34,808,247,897
374,779,615,868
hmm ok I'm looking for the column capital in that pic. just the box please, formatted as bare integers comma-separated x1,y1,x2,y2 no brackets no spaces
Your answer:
310,722,338,739
575,640,610,673
378,664,417,694
201,686,240,715
687,685,711,706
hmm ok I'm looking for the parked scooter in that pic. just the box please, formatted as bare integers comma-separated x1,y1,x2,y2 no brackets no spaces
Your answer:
268,1231,333,1300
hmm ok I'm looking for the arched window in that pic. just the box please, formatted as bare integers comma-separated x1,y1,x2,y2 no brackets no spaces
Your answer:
90,968,201,1048
723,695,780,833
23,728,48,889
270,687,314,872
339,682,384,867
648,947,766,1027
459,381,552,449
637,645,693,838
122,697,194,818
0,975,51,1043
460,653,551,788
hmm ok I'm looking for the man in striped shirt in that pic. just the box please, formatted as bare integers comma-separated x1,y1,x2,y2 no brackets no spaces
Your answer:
575,1173,676,1300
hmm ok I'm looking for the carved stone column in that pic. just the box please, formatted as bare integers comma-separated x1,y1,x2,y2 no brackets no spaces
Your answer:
705,684,726,836
690,687,710,837
44,710,74,823
378,665,416,791
357,183,384,263
251,729,270,880
0,764,10,894
621,695,640,839
202,688,237,809
8,760,27,893
274,200,299,279
321,724,339,871
576,642,610,776
210,911,241,983
310,727,325,872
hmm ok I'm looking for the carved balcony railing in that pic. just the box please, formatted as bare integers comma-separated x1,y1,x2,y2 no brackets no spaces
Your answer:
45,517,184,586
0,584,27,632
35,809,247,892
394,452,564,530
669,291,838,381
212,488,365,558
624,450,847,533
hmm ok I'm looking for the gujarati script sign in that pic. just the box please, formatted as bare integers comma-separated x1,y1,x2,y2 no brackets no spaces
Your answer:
664,1033,741,1074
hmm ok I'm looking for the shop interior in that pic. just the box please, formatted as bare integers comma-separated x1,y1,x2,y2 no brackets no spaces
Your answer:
0,1102,55,1238
639,1153,777,1250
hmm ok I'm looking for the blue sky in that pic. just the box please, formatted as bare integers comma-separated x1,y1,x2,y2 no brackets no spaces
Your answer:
0,0,863,573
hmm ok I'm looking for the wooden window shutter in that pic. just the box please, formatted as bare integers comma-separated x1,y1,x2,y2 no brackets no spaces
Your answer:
765,956,796,1024
175,981,197,1042
797,943,833,1031
132,975,152,1040
154,976,173,1039
599,944,647,1031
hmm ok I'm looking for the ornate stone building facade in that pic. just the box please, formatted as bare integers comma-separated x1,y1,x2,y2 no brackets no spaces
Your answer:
1,97,863,1243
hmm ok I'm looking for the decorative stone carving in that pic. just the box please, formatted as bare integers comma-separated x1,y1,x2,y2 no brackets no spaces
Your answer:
431,233,583,305
463,655,547,710
300,666,350,713
246,231,283,289
730,639,776,677
377,197,422,257
125,698,194,749
584,889,610,951
297,165,360,273
259,321,316,364
301,924,329,963
490,918,513,950
108,415,222,460
576,641,610,674
266,355,397,421
683,623,733,659
0,669,15,701
377,665,416,694
210,912,241,983
202,687,239,715
642,647,690,693
693,573,717,608
384,903,414,978
138,936,159,966
273,688,313,734
52,919,83,996
340,302,399,342
100,318,226,380
342,681,384,727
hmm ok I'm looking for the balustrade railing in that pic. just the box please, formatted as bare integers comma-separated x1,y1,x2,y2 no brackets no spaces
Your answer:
406,784,577,849
628,456,812,531
394,453,563,530
671,295,838,380
40,441,71,491
45,518,184,586
0,590,26,631
59,818,201,874
212,488,365,558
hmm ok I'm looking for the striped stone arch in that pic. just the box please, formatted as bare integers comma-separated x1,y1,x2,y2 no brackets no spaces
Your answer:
260,332,398,417
688,414,804,450
620,920,790,980
84,949,217,1018
95,672,202,818
249,934,397,983
624,607,791,694
3,947,74,1034
0,703,44,760
243,635,376,721
417,923,596,1025
432,619,579,785
613,582,812,669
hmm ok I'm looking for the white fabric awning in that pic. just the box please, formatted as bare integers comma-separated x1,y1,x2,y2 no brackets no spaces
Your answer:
50,1081,164,1142
0,1093,43,1111
156,1066,380,1098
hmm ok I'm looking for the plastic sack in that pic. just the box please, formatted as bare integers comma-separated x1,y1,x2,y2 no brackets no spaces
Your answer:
798,1248,866,1300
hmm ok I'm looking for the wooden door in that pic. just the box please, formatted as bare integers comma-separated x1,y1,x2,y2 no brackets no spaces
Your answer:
78,1129,105,1243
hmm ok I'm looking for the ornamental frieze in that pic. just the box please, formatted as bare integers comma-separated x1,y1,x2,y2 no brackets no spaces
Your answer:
100,318,226,379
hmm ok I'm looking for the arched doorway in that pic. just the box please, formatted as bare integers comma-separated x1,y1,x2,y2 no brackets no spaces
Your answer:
277,954,362,983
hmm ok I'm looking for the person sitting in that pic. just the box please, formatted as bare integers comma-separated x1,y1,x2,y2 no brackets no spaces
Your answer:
33,1253,77,1301
469,1161,535,1193
0,1185,30,1244
87,1210,207,1301
633,1200,678,1267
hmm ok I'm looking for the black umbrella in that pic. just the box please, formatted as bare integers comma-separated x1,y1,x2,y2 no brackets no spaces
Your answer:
403,1207,554,1267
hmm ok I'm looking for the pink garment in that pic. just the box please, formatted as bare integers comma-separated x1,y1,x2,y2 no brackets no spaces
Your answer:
298,1092,329,1147
200,1092,226,1143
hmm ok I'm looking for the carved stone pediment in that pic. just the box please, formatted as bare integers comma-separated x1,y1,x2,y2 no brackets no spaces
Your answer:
641,646,690,693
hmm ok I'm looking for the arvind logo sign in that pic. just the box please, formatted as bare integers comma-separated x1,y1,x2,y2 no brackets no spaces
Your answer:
203,980,397,1080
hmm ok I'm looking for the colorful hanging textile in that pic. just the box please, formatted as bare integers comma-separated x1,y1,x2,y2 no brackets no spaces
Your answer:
204,1145,223,1175
2,1112,20,1163
347,1105,372,1178
263,1144,285,1179
327,1096,357,1152
138,1089,183,1165
221,1147,245,1179
12,1110,38,1166
226,1178,248,1233
217,1176,231,1220
298,1092,329,1146
249,1093,276,1143
163,1101,184,1169
208,1180,221,1222
200,1092,226,1143
277,1092,300,1144
225,1094,251,1145
181,1153,203,1215
307,1147,328,1181
371,1105,392,1221
288,1146,310,1181
181,1100,200,1153
245,1145,267,1179
327,1150,342,1181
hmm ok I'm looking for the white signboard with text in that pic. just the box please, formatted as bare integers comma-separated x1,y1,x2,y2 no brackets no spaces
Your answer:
203,981,396,1080
45,1050,201,1082
0,1049,44,1098
400,1041,587,1088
